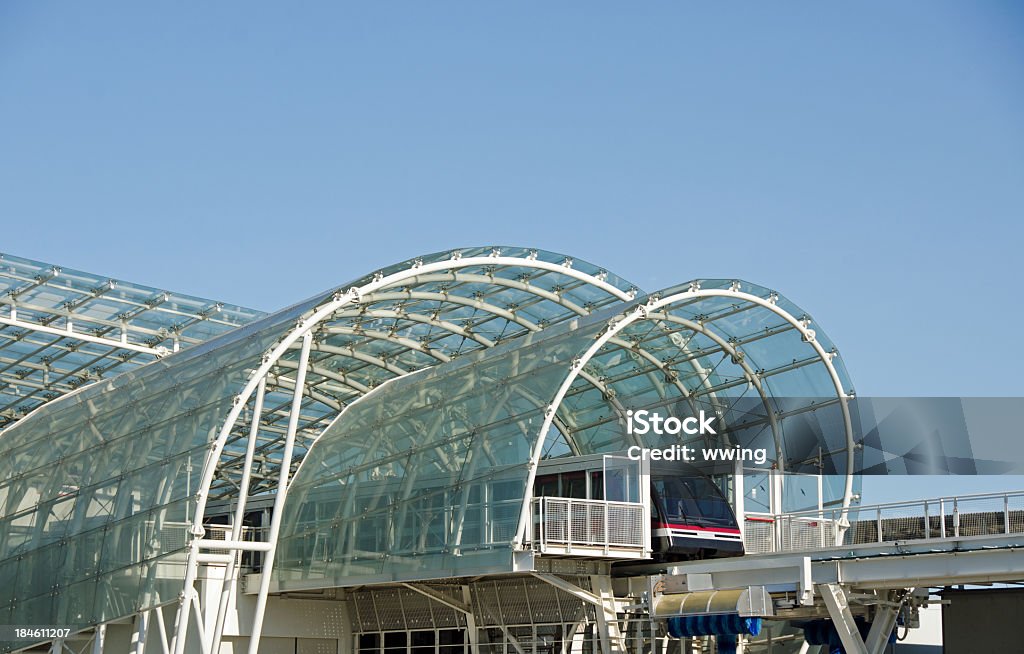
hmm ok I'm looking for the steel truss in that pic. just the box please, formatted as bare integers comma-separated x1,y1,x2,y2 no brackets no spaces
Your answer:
172,253,646,654
165,258,850,654
3,248,855,654
0,253,260,428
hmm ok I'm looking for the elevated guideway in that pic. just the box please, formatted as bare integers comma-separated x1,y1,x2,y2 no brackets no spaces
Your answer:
650,490,1024,654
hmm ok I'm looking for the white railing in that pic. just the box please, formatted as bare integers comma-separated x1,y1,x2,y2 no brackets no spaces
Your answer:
743,490,1024,554
531,496,646,554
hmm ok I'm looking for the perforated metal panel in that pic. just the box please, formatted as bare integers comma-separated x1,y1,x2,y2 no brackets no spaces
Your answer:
606,504,645,547
534,498,645,552
956,496,1009,537
349,586,468,632
471,577,591,627
349,577,596,648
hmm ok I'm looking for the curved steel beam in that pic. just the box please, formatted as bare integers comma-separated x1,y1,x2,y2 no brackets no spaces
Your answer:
170,253,633,654
512,287,854,549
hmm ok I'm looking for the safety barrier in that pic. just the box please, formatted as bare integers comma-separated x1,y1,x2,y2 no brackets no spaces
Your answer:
531,496,647,556
743,490,1024,553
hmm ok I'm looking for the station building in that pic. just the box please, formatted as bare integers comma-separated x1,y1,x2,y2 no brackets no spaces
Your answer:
5,247,1008,654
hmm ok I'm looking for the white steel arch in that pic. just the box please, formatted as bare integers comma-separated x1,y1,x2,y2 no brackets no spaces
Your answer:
511,284,856,551
169,256,809,654
0,248,856,654
170,252,640,654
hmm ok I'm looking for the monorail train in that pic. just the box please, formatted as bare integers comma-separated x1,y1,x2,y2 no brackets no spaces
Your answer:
648,462,744,560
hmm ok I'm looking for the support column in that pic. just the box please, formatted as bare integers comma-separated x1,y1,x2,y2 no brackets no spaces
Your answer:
248,331,314,654
211,378,268,654
92,624,107,654
864,591,902,654
818,584,867,654
154,606,172,654
590,576,626,654
732,460,745,543
132,611,150,654
770,470,783,517
462,585,480,654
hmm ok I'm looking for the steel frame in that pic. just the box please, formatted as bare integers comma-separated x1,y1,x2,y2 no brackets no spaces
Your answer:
0,253,259,427
4,250,855,654
514,286,855,551
169,253,639,654
163,258,847,654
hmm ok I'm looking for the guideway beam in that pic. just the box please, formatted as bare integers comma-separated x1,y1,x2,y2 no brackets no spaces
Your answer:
662,537,1024,591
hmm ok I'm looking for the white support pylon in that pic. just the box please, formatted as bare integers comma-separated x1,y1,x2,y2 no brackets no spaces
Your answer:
210,377,268,654
818,584,867,654
590,575,627,654
864,591,902,654
131,611,150,654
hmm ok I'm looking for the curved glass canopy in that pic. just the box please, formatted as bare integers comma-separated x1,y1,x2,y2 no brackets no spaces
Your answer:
276,319,596,587
0,248,637,628
0,247,855,637
275,279,857,589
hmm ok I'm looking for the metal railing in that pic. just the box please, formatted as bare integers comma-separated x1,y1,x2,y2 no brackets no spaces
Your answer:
743,490,1024,554
531,496,646,554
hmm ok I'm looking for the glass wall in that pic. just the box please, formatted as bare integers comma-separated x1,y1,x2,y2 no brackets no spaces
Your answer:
0,307,305,628
275,318,606,587
276,279,858,589
0,246,638,634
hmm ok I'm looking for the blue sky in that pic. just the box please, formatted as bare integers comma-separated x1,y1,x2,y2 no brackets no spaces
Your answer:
1,3,1022,415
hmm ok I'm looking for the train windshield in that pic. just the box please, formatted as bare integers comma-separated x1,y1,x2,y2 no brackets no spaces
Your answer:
653,476,734,527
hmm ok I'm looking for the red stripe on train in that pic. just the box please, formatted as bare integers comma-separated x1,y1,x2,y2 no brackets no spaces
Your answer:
653,522,741,535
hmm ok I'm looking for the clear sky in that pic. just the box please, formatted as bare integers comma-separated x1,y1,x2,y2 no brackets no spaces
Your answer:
2,2,1022,408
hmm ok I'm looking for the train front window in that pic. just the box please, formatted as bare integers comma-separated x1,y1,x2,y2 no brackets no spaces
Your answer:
655,478,698,523
683,478,733,523
655,477,733,526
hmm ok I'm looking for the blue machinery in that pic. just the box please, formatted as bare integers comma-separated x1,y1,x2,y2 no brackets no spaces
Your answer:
668,616,762,654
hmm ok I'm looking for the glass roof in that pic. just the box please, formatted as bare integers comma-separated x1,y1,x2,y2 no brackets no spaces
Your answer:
0,252,264,429
0,247,638,629
276,318,597,588
274,279,857,590
559,279,855,473
0,246,857,628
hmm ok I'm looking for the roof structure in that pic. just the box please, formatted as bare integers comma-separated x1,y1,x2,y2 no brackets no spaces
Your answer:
275,277,858,590
0,247,856,654
0,253,263,428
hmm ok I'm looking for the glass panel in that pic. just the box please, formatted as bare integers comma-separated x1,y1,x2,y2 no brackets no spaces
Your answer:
603,456,640,503
783,473,822,513
0,249,857,638
0,299,284,632
276,318,606,588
